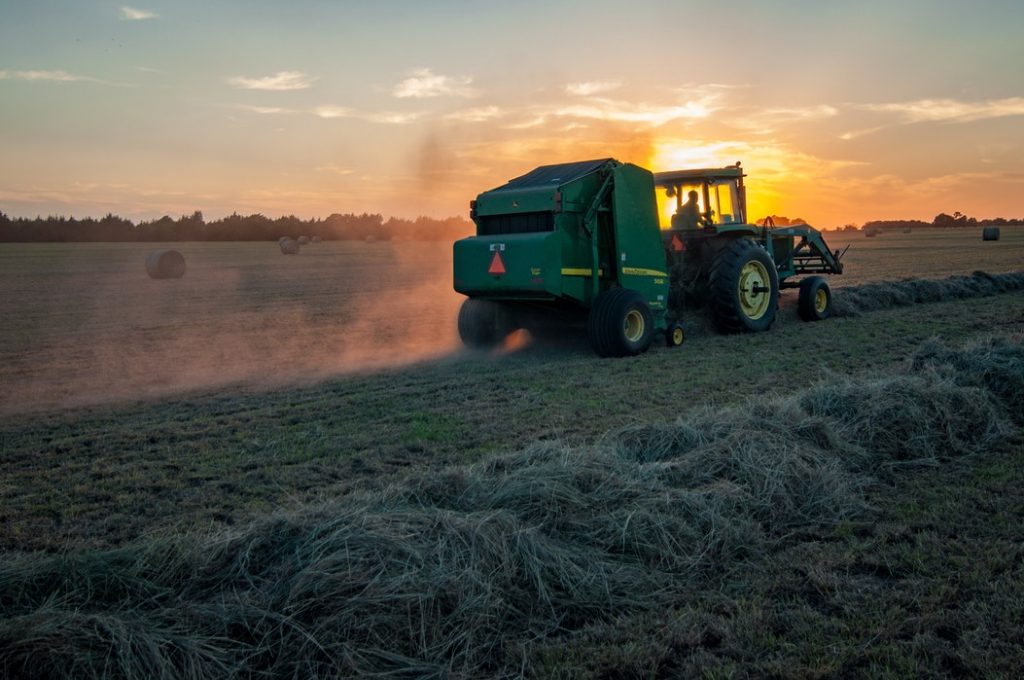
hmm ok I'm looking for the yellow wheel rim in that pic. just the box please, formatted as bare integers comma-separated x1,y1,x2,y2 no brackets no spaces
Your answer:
672,327,684,345
814,288,828,313
624,310,645,342
738,260,771,320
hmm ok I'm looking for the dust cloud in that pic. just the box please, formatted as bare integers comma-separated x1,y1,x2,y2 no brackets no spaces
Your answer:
0,241,465,416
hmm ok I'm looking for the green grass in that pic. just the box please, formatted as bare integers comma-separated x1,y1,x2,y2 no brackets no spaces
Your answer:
1,235,1023,676
2,290,1023,553
536,433,1024,677
1,334,1021,678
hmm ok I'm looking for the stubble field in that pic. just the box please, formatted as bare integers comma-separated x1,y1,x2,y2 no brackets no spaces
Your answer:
1,227,1023,677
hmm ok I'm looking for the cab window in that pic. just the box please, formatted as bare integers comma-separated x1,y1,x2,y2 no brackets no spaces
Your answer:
656,182,704,229
709,180,739,224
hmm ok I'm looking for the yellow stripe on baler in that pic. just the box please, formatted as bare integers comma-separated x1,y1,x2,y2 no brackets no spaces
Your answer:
561,268,605,276
621,267,667,277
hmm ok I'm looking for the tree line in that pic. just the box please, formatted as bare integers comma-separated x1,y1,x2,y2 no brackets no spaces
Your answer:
834,212,1024,233
761,212,1023,232
2,208,1019,242
0,210,474,243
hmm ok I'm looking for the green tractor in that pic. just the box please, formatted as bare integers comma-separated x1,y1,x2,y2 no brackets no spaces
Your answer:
453,158,843,357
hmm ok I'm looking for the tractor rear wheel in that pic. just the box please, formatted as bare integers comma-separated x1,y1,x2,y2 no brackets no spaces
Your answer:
798,276,832,321
708,238,779,333
588,288,654,357
457,298,510,348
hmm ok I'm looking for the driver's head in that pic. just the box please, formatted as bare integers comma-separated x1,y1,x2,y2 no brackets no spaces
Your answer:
687,190,699,202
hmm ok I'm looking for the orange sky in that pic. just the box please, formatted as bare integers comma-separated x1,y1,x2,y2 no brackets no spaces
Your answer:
1,1,1023,228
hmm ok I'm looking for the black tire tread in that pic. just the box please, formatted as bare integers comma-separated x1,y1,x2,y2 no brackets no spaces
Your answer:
798,276,832,322
588,288,653,357
458,299,509,348
708,238,779,333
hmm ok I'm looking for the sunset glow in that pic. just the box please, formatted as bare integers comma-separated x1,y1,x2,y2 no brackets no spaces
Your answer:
1,1,1022,228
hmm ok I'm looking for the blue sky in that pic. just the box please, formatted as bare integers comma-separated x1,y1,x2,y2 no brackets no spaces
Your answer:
1,0,1022,225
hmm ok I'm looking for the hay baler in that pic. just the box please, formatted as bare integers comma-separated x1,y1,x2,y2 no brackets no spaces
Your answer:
453,158,843,357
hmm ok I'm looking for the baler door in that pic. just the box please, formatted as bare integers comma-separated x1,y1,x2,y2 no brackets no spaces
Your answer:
453,232,562,298
610,164,669,314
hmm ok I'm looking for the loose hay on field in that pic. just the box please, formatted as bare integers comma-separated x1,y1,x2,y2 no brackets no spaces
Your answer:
1,336,1020,679
830,270,1024,317
670,270,1024,334
909,334,1024,424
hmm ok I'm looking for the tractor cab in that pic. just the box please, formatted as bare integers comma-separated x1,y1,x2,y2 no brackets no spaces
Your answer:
653,163,747,230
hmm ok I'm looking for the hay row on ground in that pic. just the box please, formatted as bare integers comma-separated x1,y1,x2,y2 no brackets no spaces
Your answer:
831,270,1024,317
1,336,1021,679
669,269,1024,325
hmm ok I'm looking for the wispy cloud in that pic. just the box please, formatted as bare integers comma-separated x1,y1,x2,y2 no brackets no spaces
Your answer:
392,68,477,99
760,105,838,121
228,71,316,91
1,69,85,82
838,126,886,141
308,105,421,125
237,105,296,115
551,97,718,126
861,97,1024,123
364,111,424,125
565,81,621,96
312,105,355,119
444,105,503,123
0,69,126,86
728,104,839,135
120,6,158,21
504,115,548,130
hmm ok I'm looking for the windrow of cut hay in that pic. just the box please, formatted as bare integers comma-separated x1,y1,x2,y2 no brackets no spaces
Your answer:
668,269,1024,328
831,270,1024,317
1,336,1021,679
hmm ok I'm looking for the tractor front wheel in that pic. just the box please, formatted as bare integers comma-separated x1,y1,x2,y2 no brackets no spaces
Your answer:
588,288,654,357
665,322,685,347
708,238,779,333
457,298,511,348
798,276,833,321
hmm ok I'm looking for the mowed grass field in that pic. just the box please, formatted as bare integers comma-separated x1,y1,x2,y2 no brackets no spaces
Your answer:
1,228,1021,415
0,240,461,414
1,227,1023,677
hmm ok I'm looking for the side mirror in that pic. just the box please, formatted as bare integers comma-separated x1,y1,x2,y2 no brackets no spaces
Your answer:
665,187,676,198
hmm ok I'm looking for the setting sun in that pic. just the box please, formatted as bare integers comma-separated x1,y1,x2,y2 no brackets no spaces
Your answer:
1,1,1021,227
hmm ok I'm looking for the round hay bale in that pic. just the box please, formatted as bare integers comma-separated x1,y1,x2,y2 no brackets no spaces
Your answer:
982,227,1000,241
279,239,300,255
297,235,310,245
145,249,186,279
311,235,322,244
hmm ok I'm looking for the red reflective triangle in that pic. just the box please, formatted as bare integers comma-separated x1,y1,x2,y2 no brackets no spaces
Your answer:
488,251,506,275
671,234,685,252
